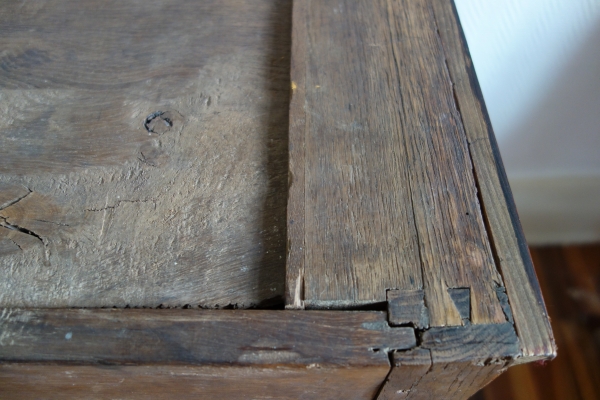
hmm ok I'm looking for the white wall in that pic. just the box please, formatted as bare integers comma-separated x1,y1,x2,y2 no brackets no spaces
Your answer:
455,0,600,244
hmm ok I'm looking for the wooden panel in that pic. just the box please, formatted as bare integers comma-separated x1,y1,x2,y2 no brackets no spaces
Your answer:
429,0,556,358
0,309,415,365
287,0,505,327
0,364,386,400
0,0,291,308
0,309,416,399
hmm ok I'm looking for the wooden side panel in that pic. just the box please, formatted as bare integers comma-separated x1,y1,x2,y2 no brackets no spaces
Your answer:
429,0,556,358
0,0,291,309
0,364,386,400
287,0,505,327
0,309,417,399
0,309,415,366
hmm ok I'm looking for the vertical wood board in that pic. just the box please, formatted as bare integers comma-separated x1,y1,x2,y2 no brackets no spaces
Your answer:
429,0,556,358
287,0,506,327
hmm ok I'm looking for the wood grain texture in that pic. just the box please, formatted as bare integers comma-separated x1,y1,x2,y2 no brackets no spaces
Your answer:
0,309,415,365
429,0,556,359
286,0,308,310
378,323,518,399
287,0,506,327
387,289,429,329
0,0,291,308
0,364,387,400
0,309,416,399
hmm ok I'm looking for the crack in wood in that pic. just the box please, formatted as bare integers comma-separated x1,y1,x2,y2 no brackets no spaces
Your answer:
0,216,45,246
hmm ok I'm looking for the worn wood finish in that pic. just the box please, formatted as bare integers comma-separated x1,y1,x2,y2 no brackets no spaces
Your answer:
286,0,308,310
387,289,429,329
0,364,387,400
378,323,518,399
0,0,556,398
0,0,291,308
429,0,556,359
0,309,416,399
0,309,415,365
287,0,506,327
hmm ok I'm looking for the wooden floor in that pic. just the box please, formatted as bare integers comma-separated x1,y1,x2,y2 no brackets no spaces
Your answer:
473,244,600,400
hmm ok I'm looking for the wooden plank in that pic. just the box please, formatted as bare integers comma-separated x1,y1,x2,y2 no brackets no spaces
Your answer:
0,309,415,365
429,0,556,359
0,364,388,400
0,309,416,399
287,0,506,327
0,0,291,308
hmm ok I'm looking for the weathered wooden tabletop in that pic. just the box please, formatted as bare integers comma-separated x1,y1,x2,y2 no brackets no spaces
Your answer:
0,0,555,399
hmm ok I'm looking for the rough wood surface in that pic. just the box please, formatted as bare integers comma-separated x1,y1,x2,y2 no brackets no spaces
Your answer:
0,309,415,365
429,0,556,359
378,323,519,399
0,309,416,399
287,0,506,327
387,289,429,329
0,0,291,308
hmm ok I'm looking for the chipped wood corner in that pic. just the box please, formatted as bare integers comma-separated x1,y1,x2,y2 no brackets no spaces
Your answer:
378,285,525,399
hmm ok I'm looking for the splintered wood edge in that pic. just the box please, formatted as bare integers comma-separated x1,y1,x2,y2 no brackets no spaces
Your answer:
429,0,556,361
376,323,521,399
285,0,308,310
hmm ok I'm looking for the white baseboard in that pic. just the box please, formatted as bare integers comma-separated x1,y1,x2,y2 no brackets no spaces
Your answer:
508,176,600,245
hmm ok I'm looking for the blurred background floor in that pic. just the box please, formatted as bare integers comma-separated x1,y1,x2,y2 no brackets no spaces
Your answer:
472,244,600,399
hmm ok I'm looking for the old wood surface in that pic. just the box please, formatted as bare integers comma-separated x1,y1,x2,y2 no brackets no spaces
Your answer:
429,0,556,359
378,323,519,399
0,364,387,400
0,309,415,365
0,0,556,398
0,0,290,308
0,309,415,399
287,0,554,398
287,0,506,328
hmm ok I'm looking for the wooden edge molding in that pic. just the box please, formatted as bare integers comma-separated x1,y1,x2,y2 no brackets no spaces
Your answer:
429,0,556,361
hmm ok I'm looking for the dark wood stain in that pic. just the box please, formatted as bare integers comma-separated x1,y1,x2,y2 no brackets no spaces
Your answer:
0,309,416,399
